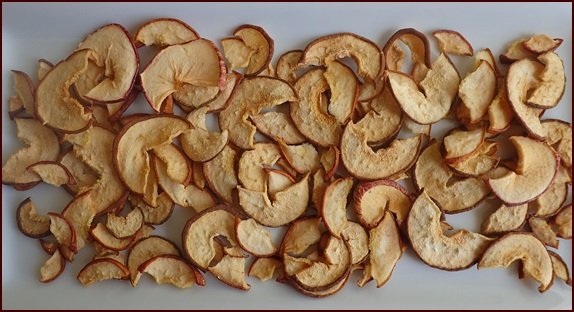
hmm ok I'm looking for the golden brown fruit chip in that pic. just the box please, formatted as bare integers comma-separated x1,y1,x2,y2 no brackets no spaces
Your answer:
129,193,174,225
40,249,65,283
127,235,180,286
488,136,558,205
369,212,403,287
475,48,500,76
542,120,572,169
321,177,353,238
181,107,229,162
449,142,499,177
291,68,341,147
27,161,75,187
323,60,359,124
9,70,34,117
553,204,572,239
341,121,422,180
37,59,53,82
280,216,322,256
432,30,473,56
387,53,460,124
114,115,191,195
203,145,237,204
76,24,138,103
356,85,403,145
251,112,307,145
220,76,297,149
208,254,250,290
443,127,485,163
221,37,255,70
138,255,203,288
276,50,303,83
383,28,431,72
408,192,493,271
173,84,220,110
458,61,497,124
277,140,320,174
152,144,192,185
353,179,412,228
478,232,553,292
48,213,77,252
341,221,369,265
90,223,135,251
235,218,278,257
500,39,536,64
506,58,546,139
320,146,340,180
238,143,281,192
248,257,282,281
531,165,570,217
106,208,144,239
482,204,527,235
238,174,309,227
527,52,566,109
300,32,383,81
528,217,559,248
140,39,225,111
233,24,274,76
135,18,199,47
77,258,130,286
548,251,572,286
522,34,563,54
358,78,384,102
403,116,431,137
17,198,50,238
414,140,490,213
487,83,514,134
266,169,295,199
205,72,242,112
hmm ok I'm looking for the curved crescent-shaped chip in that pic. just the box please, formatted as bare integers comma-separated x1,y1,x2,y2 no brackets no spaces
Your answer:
383,28,431,72
248,257,283,281
235,218,278,257
17,198,50,238
529,217,558,248
548,251,572,286
181,107,229,162
341,121,422,180
152,144,192,185
443,127,485,163
481,204,528,235
77,258,130,286
320,146,340,180
106,208,144,239
527,52,566,109
458,60,497,124
369,212,403,287
27,161,75,187
173,84,220,110
48,213,76,252
280,216,322,256
135,18,199,47
138,255,204,288
353,179,412,228
208,254,250,290
532,165,570,217
203,145,238,204
9,70,34,117
251,111,307,145
553,204,572,239
233,24,274,76
238,143,282,192
39,249,65,283
127,235,180,286
355,85,403,146
432,30,473,56
321,178,353,238
542,120,572,169
522,34,563,54
276,50,303,83
408,192,493,271
277,140,320,174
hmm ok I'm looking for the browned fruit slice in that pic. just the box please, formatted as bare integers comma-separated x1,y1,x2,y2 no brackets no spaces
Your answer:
127,235,180,286
553,204,572,239
353,179,412,228
27,161,75,187
276,50,303,83
235,218,278,257
248,257,282,281
527,52,566,109
203,145,238,204
522,34,563,54
77,258,130,286
39,249,65,283
138,255,204,288
9,70,34,117
482,204,528,235
383,28,431,72
368,212,403,287
432,30,473,56
321,178,353,238
135,18,199,47
17,198,50,238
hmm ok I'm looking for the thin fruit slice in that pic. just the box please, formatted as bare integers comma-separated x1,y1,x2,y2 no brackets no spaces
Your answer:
458,61,497,124
17,198,50,238
300,32,383,81
443,127,485,163
553,204,571,239
248,257,282,281
49,213,76,252
90,223,135,251
414,140,490,213
127,235,180,286
542,120,572,169
203,145,238,204
353,179,412,228
9,70,34,117
106,208,144,239
233,24,274,76
475,48,500,76
221,37,254,70
238,175,309,227
266,169,295,199
235,218,277,257
129,193,174,225
383,28,431,72
76,24,138,103
481,204,528,235
355,85,403,146
387,53,460,124
135,18,199,47
341,121,422,180
238,143,281,192
152,144,192,185
408,192,493,271
27,161,75,187
77,258,130,286
276,50,303,83
192,162,206,189
321,178,353,238
449,142,499,177
478,232,553,292
320,146,340,180
39,249,65,283
277,140,320,174
140,39,226,111
323,60,359,124
522,34,563,54
528,217,558,248
527,52,566,108
251,112,307,145
500,39,536,64
532,165,570,217
138,255,204,288
432,30,473,56
487,83,514,134
280,217,322,256
488,136,558,205
205,72,242,112
341,221,369,265
369,212,403,287
208,254,250,290
173,84,220,110
220,76,297,149
548,251,572,286
40,240,58,255
181,107,228,162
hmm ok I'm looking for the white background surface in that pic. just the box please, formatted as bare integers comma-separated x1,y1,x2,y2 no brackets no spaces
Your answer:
2,2,572,310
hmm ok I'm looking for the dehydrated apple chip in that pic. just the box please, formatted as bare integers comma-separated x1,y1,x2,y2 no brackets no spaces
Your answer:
432,30,473,56
277,140,320,174
482,204,527,235
528,217,558,248
251,112,307,145
553,204,571,239
248,257,282,282
276,50,303,83
236,218,278,257
238,143,282,192
353,179,412,228
368,212,403,287
443,127,485,163
106,208,144,239
204,145,238,204
458,61,497,124
17,198,50,238
527,52,566,108
542,120,572,169
77,258,130,286
135,18,199,47
27,161,75,187
127,235,180,286
548,251,572,286
522,34,563,54
321,178,353,238
40,249,65,283
138,255,204,288
9,70,34,117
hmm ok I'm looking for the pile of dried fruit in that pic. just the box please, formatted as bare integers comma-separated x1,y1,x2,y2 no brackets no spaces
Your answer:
4,19,571,296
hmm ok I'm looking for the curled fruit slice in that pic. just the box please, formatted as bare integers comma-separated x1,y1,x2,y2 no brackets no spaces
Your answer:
553,204,571,239
77,258,130,286
181,107,229,162
235,218,277,257
248,257,282,282
106,208,144,239
321,178,353,238
522,34,563,54
39,249,65,283
203,145,238,204
368,212,403,287
138,255,204,288
432,30,473,56
527,52,566,109
17,198,50,238
383,28,431,72
127,235,180,286
27,161,75,187
353,179,412,228
481,204,527,235
251,112,307,145
276,50,303,83
9,70,34,117
135,18,199,47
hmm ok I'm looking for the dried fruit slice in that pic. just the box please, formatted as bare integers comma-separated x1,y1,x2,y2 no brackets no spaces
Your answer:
138,255,203,288
368,212,403,287
238,175,309,227
323,60,359,123
542,120,572,169
300,32,383,81
383,28,431,72
408,192,493,270
9,70,34,117
192,162,206,189
277,140,320,174
129,193,174,225
39,249,65,283
90,223,135,251
251,112,307,145
276,50,303,83
48,213,76,252
220,76,297,149
488,136,558,205
203,145,237,204
238,143,281,192
475,48,500,76
478,232,553,292
77,258,130,286
443,127,485,163
487,83,514,134
40,239,58,255
355,85,403,146
235,218,277,257
387,53,460,124
527,52,566,108
532,165,570,217
482,204,527,235
208,254,250,290
76,24,138,103
291,270,349,298
221,37,254,70
341,121,422,180
500,39,536,64
341,221,369,265
140,39,226,111
135,18,199,47
414,140,490,213
181,107,228,162
266,169,295,199
233,24,274,76
127,235,180,286
114,115,191,195
173,84,220,110
522,34,563,54
205,72,242,112
458,61,497,124
321,178,353,238
353,179,412,228
432,30,473,56
248,257,282,281
320,146,340,180
152,144,192,185
106,208,144,239
553,204,572,239
26,161,75,187
449,141,499,177
548,251,572,286
280,217,322,256
528,217,558,248
17,198,50,238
